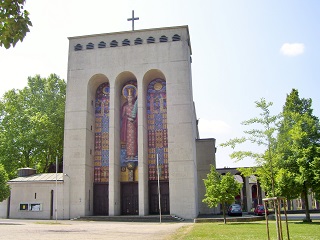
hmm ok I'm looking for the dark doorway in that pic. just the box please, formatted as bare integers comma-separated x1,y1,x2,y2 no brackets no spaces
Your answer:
50,190,54,219
6,196,10,219
93,183,109,215
121,182,138,215
149,181,170,215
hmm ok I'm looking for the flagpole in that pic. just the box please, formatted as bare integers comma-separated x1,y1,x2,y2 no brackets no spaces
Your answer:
55,156,58,223
156,154,162,223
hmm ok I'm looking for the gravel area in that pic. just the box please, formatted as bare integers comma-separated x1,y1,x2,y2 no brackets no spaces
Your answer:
0,219,191,240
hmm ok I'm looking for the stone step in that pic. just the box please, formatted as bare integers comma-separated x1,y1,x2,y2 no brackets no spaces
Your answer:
74,215,185,222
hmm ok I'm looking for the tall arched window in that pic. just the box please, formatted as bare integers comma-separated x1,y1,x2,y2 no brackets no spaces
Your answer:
94,82,110,182
147,79,168,180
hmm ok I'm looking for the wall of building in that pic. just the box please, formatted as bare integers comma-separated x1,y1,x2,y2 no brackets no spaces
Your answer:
196,138,217,215
0,199,8,218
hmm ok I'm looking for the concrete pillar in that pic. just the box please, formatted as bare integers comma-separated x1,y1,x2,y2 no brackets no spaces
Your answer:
138,78,148,216
63,174,71,219
245,177,252,212
109,84,121,216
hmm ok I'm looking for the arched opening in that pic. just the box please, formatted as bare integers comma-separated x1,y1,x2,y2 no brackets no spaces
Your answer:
143,69,169,215
116,72,139,215
93,81,110,216
87,74,110,216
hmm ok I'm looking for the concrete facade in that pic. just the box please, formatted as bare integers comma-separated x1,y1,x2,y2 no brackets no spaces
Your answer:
63,25,215,220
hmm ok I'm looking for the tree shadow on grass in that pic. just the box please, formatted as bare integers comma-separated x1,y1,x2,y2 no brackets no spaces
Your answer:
292,221,320,225
217,222,265,226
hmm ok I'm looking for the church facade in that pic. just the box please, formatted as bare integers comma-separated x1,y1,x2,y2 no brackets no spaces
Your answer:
63,25,215,219
0,26,216,220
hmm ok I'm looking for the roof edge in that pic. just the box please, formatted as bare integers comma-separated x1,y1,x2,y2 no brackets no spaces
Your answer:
68,25,189,40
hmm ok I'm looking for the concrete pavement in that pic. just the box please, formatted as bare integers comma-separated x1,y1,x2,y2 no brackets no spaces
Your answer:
0,219,191,240
278,213,320,221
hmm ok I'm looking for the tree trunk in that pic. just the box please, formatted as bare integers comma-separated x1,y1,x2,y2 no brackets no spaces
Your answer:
287,199,291,211
222,202,227,224
24,151,30,167
303,183,311,222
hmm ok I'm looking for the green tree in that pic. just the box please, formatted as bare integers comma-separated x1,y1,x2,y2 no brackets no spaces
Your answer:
275,89,320,222
0,164,10,202
221,98,284,234
0,0,32,49
221,98,280,197
0,74,66,178
203,165,242,224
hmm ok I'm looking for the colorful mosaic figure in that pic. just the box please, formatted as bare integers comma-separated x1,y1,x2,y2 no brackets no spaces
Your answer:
94,82,110,182
120,81,138,182
147,79,168,181
121,84,138,160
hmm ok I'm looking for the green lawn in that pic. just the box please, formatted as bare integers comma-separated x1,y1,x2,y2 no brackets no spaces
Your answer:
168,221,320,240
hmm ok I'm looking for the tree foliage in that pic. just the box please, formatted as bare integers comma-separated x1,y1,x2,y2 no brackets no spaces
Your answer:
0,164,10,202
275,89,320,222
221,98,280,196
222,91,320,223
0,74,66,178
0,0,32,49
203,165,242,224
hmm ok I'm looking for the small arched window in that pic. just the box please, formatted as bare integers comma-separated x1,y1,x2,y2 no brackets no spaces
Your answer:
74,44,83,51
134,37,143,45
172,34,181,41
122,39,130,46
98,41,106,48
159,35,168,42
147,36,155,44
110,40,118,47
86,42,94,50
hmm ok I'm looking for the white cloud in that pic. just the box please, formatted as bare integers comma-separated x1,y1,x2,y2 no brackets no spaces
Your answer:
198,119,232,136
280,43,305,56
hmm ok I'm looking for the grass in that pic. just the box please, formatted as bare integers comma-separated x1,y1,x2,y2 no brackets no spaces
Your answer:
167,220,320,240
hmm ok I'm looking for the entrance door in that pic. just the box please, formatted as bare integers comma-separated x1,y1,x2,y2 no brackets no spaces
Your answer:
121,182,138,215
149,181,170,214
93,183,109,215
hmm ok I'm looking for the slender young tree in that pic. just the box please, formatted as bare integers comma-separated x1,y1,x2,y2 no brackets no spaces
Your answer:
221,98,280,197
275,89,320,222
203,165,242,224
221,98,282,233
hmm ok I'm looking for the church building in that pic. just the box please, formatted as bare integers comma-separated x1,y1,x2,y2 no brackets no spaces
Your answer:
63,25,216,219
0,25,216,220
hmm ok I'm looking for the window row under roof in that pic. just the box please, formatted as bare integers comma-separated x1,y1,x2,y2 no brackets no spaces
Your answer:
74,34,181,51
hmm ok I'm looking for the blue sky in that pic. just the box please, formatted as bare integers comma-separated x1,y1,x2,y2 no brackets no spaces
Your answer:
0,0,319,168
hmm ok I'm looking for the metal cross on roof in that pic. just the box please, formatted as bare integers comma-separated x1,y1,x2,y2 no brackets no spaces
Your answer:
127,10,139,31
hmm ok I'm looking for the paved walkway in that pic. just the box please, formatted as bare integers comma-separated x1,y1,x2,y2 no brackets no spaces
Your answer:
0,219,191,240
